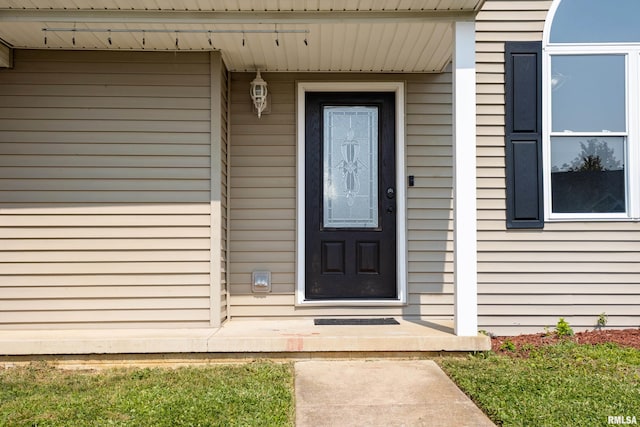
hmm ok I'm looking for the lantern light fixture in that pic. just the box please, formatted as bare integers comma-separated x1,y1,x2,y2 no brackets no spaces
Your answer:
250,70,268,118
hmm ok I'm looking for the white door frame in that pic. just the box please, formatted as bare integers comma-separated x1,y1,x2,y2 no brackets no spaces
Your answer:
295,81,407,306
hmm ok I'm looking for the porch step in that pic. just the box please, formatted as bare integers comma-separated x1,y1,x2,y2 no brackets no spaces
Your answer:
0,319,490,357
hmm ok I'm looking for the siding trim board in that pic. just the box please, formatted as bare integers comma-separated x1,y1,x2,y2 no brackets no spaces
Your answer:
224,65,232,324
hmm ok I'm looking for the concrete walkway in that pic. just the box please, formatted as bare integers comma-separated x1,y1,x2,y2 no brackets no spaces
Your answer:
295,360,495,427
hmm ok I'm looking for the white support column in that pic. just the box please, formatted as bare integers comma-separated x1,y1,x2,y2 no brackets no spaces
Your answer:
452,21,478,336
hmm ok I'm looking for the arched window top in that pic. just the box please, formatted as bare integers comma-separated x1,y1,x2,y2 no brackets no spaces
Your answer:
549,0,640,44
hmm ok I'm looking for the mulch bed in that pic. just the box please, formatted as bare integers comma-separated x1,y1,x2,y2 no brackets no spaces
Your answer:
492,328,640,355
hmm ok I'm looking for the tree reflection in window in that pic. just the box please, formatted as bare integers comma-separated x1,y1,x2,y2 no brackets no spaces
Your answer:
551,138,625,213
552,139,622,173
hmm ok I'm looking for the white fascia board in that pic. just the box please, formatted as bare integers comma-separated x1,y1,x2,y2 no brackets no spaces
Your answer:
0,9,477,24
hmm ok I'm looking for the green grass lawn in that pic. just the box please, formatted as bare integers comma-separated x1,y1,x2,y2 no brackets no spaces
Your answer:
439,342,640,427
0,361,294,427
3,342,638,427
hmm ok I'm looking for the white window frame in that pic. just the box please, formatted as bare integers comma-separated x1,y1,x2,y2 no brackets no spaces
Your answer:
295,81,407,306
543,1,640,221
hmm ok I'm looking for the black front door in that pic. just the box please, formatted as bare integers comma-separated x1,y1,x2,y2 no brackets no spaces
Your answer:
305,92,397,299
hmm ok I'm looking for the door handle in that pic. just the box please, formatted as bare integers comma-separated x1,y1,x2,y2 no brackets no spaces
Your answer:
386,206,394,214
386,187,395,199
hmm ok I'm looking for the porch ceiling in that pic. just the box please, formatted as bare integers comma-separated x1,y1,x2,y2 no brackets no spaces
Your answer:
0,0,484,72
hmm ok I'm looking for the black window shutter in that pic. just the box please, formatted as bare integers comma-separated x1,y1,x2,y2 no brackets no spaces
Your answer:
505,41,544,229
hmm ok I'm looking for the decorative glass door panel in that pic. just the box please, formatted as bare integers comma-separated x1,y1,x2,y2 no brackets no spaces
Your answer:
323,106,379,228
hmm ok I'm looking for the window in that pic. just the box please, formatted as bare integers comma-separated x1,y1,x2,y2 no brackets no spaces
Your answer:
544,0,640,220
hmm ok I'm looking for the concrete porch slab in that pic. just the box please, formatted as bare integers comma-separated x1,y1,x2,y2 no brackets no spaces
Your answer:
0,328,216,355
208,319,490,353
0,319,490,356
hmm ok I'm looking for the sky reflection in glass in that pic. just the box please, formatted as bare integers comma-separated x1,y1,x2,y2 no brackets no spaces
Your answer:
550,0,640,43
551,55,625,133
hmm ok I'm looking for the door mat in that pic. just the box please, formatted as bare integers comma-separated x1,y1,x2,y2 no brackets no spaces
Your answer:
314,318,400,326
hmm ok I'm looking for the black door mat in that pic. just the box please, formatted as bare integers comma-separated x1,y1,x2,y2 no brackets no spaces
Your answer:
314,318,400,326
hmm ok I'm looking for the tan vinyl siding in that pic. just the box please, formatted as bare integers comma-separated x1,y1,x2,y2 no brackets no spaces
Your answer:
0,50,212,329
229,72,296,315
229,72,453,319
477,1,640,335
407,72,454,318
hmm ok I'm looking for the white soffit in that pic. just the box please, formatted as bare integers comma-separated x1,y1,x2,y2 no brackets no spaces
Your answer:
0,0,483,72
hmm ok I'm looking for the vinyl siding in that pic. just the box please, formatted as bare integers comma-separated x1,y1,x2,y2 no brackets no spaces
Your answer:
0,50,213,329
477,0,640,334
229,72,454,319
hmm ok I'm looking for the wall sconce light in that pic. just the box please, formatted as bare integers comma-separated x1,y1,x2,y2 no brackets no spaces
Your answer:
250,70,268,118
